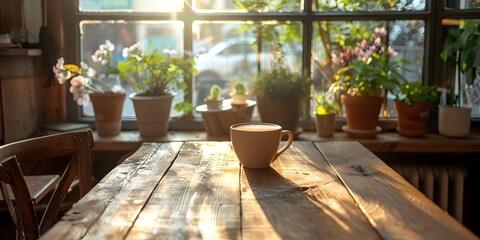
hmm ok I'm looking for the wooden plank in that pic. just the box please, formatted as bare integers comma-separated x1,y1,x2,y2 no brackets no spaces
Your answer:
1,75,42,143
241,141,380,239
126,141,241,240
314,141,479,240
25,175,60,203
41,142,183,240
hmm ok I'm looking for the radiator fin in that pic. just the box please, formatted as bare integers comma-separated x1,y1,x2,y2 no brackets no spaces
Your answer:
390,164,466,223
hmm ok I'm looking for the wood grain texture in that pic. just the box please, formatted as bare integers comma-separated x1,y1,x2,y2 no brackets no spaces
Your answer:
241,141,380,240
41,142,183,240
126,141,241,240
42,141,478,240
0,0,22,34
1,75,41,143
314,141,479,240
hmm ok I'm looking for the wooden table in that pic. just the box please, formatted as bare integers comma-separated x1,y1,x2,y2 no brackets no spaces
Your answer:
42,141,478,240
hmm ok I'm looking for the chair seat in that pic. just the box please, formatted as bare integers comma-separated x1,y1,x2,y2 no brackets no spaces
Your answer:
0,175,60,210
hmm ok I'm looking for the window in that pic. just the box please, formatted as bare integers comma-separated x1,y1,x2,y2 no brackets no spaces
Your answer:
64,0,479,130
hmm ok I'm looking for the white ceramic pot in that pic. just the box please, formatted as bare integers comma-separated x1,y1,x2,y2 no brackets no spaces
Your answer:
438,105,471,138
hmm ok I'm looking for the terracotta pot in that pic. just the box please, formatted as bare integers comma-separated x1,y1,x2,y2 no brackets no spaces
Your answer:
89,92,126,136
438,105,471,138
230,93,248,105
341,94,383,130
130,93,173,137
197,100,256,136
315,113,336,137
256,97,301,133
205,98,224,110
394,101,431,138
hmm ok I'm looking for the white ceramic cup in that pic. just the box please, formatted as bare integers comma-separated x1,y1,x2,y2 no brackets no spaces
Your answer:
230,123,294,169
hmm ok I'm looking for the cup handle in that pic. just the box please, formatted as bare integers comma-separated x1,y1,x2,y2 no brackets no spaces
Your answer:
272,130,294,162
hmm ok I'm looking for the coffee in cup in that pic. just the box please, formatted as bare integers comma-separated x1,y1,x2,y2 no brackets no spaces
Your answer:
230,123,294,169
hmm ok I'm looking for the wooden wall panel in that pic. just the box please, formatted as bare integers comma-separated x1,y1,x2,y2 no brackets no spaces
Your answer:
1,75,42,143
0,0,22,34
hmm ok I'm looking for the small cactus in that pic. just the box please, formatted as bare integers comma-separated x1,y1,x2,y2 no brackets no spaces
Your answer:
207,84,222,100
234,82,247,95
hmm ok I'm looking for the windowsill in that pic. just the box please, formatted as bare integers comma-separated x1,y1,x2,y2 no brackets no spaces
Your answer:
92,130,480,153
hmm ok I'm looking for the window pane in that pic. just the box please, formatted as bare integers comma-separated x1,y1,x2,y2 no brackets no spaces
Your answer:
194,0,303,12
445,0,480,9
80,21,185,118
193,21,303,116
80,0,183,12
313,0,425,12
312,20,425,117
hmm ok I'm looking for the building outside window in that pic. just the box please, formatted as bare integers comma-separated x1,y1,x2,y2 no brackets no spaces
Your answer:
64,0,479,131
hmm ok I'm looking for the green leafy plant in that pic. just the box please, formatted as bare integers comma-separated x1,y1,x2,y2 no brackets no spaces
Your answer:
117,43,197,114
206,84,223,100
252,44,309,100
335,54,407,97
440,20,480,106
394,82,438,106
441,21,480,82
331,28,408,97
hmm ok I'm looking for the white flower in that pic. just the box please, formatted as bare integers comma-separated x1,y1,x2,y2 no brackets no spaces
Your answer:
325,90,336,104
103,40,115,51
92,40,115,67
123,42,140,57
163,49,177,56
111,84,126,93
80,62,96,77
53,57,71,84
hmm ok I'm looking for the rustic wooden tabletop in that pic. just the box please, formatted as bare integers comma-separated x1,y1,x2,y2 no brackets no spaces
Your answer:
42,141,478,240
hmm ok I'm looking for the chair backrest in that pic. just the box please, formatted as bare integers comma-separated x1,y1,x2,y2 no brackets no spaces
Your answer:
0,156,40,240
0,129,94,237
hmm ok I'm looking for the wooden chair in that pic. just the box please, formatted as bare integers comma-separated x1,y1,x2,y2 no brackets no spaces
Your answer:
0,129,95,239
0,156,40,239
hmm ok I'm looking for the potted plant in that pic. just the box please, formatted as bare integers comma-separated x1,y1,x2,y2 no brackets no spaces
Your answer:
230,82,248,105
196,83,255,136
393,82,438,137
205,84,224,110
332,27,407,138
313,88,340,137
53,40,126,136
439,20,479,137
252,44,310,134
117,44,196,137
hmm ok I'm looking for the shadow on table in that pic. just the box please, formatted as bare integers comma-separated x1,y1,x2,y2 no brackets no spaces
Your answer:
242,166,364,239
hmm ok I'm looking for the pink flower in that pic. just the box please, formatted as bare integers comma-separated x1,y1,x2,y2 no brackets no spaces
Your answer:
374,37,381,47
375,27,387,37
360,39,368,49
69,76,90,107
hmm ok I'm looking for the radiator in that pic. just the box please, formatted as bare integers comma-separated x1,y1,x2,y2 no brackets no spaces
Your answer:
389,164,466,222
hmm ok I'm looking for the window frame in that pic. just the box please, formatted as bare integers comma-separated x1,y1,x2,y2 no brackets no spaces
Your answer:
63,0,479,131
